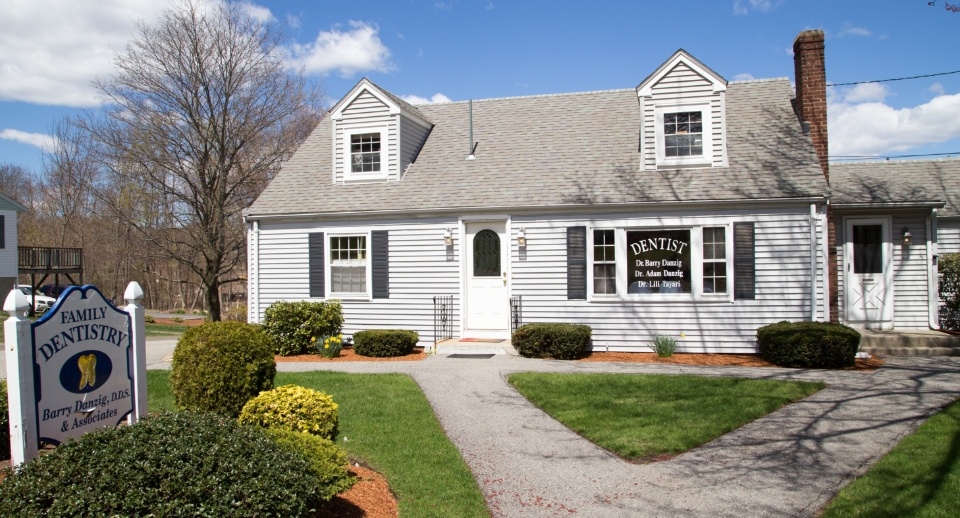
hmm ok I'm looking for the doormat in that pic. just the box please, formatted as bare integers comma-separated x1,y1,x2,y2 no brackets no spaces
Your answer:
448,354,496,359
458,338,505,343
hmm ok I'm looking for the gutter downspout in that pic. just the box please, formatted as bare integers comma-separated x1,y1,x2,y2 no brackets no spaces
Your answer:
251,220,260,324
820,204,830,322
927,209,939,329
810,203,818,321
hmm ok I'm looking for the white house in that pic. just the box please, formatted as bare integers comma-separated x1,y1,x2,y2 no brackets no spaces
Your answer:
0,191,26,297
244,30,953,353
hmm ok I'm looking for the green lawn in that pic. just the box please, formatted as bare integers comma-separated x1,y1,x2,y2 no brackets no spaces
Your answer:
821,397,960,517
508,372,824,461
147,370,489,518
0,313,188,341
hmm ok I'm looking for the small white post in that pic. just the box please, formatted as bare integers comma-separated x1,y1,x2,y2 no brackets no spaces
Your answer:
4,289,38,466
124,282,148,423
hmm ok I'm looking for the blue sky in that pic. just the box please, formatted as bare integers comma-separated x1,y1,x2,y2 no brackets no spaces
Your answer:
2,0,959,174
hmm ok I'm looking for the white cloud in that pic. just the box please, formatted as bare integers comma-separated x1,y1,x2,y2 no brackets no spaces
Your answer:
239,1,274,23
733,73,756,81
929,82,945,96
829,91,960,156
838,23,872,37
401,93,452,105
284,21,393,77
733,0,777,15
838,83,888,104
0,129,57,152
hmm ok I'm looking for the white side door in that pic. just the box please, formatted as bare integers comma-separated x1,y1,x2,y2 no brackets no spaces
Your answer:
464,221,509,338
844,217,894,329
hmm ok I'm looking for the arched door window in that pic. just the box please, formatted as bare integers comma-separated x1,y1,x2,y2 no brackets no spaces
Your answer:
473,229,501,277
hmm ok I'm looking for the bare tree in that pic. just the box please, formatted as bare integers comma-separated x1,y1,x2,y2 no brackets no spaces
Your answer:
89,0,321,320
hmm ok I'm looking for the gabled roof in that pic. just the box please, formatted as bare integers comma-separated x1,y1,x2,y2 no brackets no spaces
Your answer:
0,191,27,212
246,78,827,219
329,77,433,127
832,158,960,217
636,49,727,97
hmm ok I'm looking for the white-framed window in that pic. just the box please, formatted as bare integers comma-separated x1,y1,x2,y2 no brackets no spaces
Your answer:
329,234,369,297
344,128,389,180
592,229,616,295
655,105,712,168
588,225,731,300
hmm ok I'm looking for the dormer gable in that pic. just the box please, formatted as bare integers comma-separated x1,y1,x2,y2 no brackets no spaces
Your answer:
329,78,433,184
636,50,729,170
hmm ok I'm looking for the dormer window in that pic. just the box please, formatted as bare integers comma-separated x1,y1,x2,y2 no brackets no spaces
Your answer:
351,133,381,173
664,112,703,158
654,104,712,168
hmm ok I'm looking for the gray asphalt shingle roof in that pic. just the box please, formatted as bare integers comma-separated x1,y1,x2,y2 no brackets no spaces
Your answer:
832,159,960,217
247,78,828,218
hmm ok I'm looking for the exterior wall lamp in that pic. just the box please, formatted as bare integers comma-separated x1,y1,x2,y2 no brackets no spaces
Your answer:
444,228,453,246
901,227,912,247
517,228,527,247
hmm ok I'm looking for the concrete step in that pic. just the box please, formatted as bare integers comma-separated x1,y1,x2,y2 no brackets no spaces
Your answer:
858,329,960,357
433,339,518,356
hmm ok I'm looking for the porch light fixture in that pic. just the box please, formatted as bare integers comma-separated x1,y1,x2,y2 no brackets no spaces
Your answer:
517,228,527,247
901,227,912,246
444,228,453,246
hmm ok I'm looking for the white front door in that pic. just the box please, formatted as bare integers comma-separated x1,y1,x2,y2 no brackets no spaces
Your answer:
464,221,509,338
844,217,894,329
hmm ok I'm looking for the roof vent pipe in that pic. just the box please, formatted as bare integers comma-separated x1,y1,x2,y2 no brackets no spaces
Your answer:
466,99,477,160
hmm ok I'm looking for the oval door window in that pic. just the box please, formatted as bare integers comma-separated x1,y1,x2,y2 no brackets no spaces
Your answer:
473,229,501,276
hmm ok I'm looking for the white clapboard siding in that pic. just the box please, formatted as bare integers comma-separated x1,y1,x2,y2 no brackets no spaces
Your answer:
334,90,400,183
252,218,461,345
891,216,931,329
0,209,18,277
509,208,821,353
400,115,430,178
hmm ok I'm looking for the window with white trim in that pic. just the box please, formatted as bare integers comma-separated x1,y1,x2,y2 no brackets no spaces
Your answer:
654,105,712,168
588,226,730,299
330,235,367,294
592,229,616,294
351,133,381,173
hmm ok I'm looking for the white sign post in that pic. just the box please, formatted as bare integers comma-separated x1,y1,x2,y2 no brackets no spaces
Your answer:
4,282,147,466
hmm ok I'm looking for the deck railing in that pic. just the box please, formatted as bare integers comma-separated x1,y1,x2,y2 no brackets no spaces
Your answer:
18,247,84,272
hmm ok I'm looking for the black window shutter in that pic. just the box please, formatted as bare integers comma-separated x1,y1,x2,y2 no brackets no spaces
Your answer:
567,226,587,300
308,233,325,298
734,222,756,300
0,214,5,249
372,230,389,299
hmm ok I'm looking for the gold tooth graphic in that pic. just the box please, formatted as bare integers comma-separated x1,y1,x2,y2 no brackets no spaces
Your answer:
77,354,97,390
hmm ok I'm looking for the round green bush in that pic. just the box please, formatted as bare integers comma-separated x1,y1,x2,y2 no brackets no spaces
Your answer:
756,320,861,368
239,384,339,440
170,321,277,417
262,300,344,356
0,380,9,461
512,323,592,360
353,329,419,357
265,428,355,502
0,412,322,517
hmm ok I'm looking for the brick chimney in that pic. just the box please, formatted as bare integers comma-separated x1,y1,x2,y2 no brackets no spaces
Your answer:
793,29,828,182
793,29,838,322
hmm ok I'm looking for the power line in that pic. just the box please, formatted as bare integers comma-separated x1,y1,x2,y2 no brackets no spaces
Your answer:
827,70,960,87
831,151,960,160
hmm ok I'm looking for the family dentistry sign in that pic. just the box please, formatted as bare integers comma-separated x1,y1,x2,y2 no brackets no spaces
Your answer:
4,282,148,466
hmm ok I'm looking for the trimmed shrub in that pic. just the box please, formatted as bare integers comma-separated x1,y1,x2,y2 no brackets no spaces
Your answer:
757,320,861,368
170,321,276,417
265,428,355,502
939,253,960,330
262,300,344,356
512,323,592,360
0,381,9,461
0,412,322,517
239,384,340,440
353,329,419,357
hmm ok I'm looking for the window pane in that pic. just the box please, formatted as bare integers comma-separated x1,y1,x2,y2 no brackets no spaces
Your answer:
592,230,616,295
702,227,727,294
473,229,501,277
663,111,703,158
853,225,883,274
626,229,691,294
351,133,381,173
593,264,616,294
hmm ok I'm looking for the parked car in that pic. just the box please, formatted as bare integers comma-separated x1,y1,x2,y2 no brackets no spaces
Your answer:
16,285,57,315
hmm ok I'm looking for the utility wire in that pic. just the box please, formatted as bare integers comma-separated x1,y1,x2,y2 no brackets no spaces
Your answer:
828,70,960,87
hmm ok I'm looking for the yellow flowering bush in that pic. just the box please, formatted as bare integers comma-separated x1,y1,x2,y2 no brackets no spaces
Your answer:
238,384,339,440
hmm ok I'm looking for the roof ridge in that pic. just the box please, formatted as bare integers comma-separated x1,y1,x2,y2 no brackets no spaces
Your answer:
729,77,790,84
410,88,636,106
831,156,960,166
